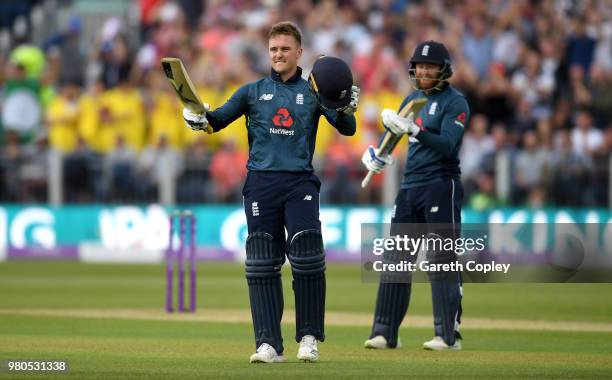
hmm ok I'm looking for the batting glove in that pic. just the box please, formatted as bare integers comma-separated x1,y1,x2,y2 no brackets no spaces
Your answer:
183,104,212,134
341,85,360,115
362,145,394,173
381,109,420,137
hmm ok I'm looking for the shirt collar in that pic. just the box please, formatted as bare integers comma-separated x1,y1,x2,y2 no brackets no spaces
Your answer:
270,66,303,83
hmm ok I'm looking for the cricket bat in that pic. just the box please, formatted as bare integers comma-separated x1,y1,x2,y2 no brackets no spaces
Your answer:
361,97,428,188
161,57,207,114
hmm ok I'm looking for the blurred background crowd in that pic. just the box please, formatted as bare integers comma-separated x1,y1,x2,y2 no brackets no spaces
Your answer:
0,0,610,208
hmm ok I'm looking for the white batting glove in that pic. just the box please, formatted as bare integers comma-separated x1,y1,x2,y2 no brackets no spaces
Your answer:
183,104,212,134
381,109,420,137
362,145,394,173
341,85,360,115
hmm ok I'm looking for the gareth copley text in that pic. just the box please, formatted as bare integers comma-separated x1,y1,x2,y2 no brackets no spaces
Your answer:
372,260,511,274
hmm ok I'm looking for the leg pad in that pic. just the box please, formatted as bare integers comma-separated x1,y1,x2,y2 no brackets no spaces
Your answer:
288,230,326,342
245,232,284,353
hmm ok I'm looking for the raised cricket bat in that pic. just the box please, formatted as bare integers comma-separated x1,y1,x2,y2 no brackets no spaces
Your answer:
161,57,207,114
361,97,428,188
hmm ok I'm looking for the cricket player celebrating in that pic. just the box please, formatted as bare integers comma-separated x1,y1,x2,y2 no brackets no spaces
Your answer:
183,22,359,363
362,41,470,350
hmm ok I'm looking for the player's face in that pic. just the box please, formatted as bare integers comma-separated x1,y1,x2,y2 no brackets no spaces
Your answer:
269,34,302,76
415,63,442,90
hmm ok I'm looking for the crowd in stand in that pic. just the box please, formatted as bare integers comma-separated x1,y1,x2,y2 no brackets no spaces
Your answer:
0,0,610,207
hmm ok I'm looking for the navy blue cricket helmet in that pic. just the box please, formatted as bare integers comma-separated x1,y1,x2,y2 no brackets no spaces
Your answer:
308,55,353,111
408,40,453,89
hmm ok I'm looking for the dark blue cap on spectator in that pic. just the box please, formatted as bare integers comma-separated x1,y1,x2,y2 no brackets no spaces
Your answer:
309,56,353,110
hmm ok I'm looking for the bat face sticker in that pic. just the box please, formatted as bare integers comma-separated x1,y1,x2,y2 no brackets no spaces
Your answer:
162,62,174,79
161,57,206,114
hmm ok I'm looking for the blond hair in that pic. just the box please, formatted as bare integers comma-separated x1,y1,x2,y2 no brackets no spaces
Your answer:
268,22,302,45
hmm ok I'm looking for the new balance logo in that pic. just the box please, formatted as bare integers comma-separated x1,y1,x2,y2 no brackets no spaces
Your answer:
296,93,304,104
259,94,273,101
430,206,439,213
303,195,313,201
422,45,430,56
252,202,260,216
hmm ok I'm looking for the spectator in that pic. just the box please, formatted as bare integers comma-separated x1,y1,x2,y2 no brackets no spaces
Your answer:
462,15,494,79
551,129,592,206
43,16,85,86
460,113,494,195
100,34,133,89
111,74,146,151
511,50,555,121
588,65,612,127
571,110,603,157
78,80,116,153
513,130,550,205
2,59,42,143
566,16,597,75
46,79,81,153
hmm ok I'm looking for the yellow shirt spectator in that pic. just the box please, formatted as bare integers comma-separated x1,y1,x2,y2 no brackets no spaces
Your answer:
106,85,146,151
46,83,81,153
78,85,116,153
148,91,183,148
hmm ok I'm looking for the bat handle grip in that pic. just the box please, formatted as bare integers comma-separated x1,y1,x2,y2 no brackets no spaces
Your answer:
361,171,374,188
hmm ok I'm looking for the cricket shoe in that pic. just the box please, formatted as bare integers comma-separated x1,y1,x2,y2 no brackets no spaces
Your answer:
297,335,319,362
364,335,402,349
423,336,461,351
249,343,285,363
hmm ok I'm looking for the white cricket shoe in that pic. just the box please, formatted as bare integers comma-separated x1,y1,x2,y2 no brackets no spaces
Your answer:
297,335,319,362
364,335,402,349
423,336,461,351
249,343,285,363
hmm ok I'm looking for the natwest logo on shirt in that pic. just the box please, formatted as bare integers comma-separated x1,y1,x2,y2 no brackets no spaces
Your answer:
270,107,295,136
272,108,293,128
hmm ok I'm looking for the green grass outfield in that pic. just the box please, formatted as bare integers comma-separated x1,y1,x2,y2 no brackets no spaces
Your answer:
1,262,612,379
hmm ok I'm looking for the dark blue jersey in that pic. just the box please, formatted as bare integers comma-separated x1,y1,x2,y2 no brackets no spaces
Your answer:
206,67,356,172
399,85,470,188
